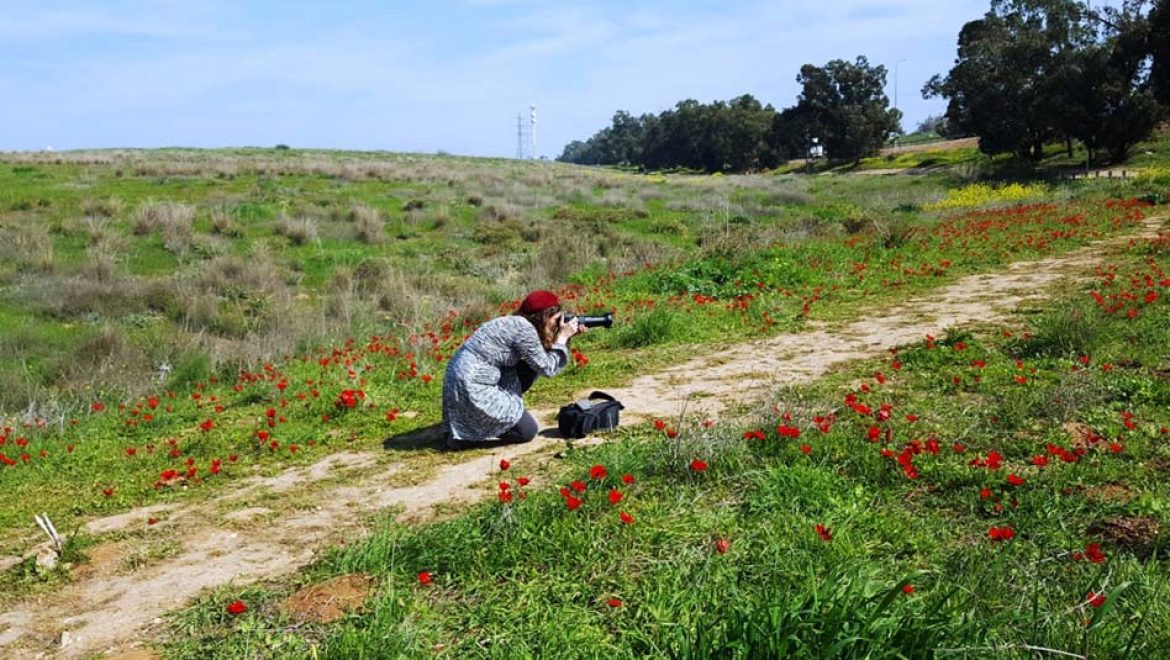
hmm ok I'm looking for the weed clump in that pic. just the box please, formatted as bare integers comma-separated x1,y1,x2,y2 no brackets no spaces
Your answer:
275,214,319,245
350,204,385,244
614,306,680,348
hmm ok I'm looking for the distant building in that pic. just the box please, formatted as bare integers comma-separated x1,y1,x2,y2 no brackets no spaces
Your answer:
808,138,824,160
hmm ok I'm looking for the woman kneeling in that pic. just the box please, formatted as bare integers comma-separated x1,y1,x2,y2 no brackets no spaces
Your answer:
441,290,584,448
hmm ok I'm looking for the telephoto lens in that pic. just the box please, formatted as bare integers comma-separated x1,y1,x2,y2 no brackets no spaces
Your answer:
563,312,614,329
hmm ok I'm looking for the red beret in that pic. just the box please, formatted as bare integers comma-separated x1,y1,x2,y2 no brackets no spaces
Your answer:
518,290,560,315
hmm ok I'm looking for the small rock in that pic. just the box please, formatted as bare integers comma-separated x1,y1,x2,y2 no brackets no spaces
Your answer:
35,547,58,571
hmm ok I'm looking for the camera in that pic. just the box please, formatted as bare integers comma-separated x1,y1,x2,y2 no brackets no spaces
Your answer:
563,311,614,329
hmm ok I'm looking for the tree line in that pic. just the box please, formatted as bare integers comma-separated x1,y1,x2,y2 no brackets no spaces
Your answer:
559,56,899,172
559,0,1169,172
926,0,1169,164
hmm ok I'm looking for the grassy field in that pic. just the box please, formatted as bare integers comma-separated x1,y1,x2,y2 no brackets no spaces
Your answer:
162,205,1170,658
2,144,1170,655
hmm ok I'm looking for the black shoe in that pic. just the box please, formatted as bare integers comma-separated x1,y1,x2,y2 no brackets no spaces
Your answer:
443,432,469,451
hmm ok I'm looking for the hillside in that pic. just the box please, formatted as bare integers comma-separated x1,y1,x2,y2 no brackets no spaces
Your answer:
1,147,1170,657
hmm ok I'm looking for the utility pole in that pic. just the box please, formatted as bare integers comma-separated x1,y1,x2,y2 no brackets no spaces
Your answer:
516,113,524,159
894,58,907,149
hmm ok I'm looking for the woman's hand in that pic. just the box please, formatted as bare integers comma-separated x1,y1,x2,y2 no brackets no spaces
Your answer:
555,313,585,343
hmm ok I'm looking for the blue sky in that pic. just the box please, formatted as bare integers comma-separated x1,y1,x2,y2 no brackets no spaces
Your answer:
3,0,1014,157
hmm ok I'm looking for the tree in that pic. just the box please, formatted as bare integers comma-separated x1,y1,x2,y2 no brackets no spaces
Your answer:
916,115,946,135
924,0,1096,161
767,107,815,161
1150,0,1170,104
793,56,901,163
563,96,779,173
1050,2,1162,162
926,0,1161,163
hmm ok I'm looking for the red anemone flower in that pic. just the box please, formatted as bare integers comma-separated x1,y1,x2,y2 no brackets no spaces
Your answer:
227,600,248,615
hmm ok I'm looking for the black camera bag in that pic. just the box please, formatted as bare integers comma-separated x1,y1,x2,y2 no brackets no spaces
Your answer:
557,391,624,439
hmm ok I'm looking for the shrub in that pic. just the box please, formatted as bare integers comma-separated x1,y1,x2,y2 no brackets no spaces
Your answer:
80,196,124,218
649,256,744,298
132,201,195,254
871,218,919,250
350,204,385,244
1015,299,1112,359
924,183,1047,211
166,351,212,390
614,306,680,348
275,214,319,245
527,232,595,286
199,252,287,298
473,216,523,246
210,209,242,237
0,223,55,273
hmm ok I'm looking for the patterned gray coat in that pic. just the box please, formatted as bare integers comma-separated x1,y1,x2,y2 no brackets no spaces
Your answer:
442,315,567,441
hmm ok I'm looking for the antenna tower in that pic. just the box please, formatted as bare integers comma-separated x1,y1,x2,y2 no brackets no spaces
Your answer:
516,113,525,159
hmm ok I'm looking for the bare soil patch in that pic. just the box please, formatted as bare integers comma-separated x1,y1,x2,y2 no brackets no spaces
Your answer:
1085,484,1136,504
278,574,374,624
0,215,1162,658
1088,516,1162,558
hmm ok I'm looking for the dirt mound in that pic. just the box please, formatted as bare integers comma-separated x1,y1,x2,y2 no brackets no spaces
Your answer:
71,542,127,581
1088,516,1162,557
1085,484,1135,504
278,574,374,624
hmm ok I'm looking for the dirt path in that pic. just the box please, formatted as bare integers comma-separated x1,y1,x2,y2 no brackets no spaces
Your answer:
0,216,1163,659
879,137,979,156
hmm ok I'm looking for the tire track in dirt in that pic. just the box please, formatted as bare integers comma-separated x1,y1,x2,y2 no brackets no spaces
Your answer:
0,216,1162,659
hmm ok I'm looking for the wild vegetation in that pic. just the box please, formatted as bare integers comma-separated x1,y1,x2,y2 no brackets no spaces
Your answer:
2,131,1170,650
163,183,1170,657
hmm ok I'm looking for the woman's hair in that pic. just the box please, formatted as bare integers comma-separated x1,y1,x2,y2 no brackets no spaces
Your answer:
514,304,562,349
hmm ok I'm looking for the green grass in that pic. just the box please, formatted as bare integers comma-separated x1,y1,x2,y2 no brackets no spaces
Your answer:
2,148,1170,647
164,226,1170,658
0,148,1164,548
857,146,985,171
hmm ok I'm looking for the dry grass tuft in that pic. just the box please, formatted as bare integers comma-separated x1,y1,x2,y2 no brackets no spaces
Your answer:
80,196,124,218
210,208,243,238
0,222,55,273
350,204,385,244
275,214,319,245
